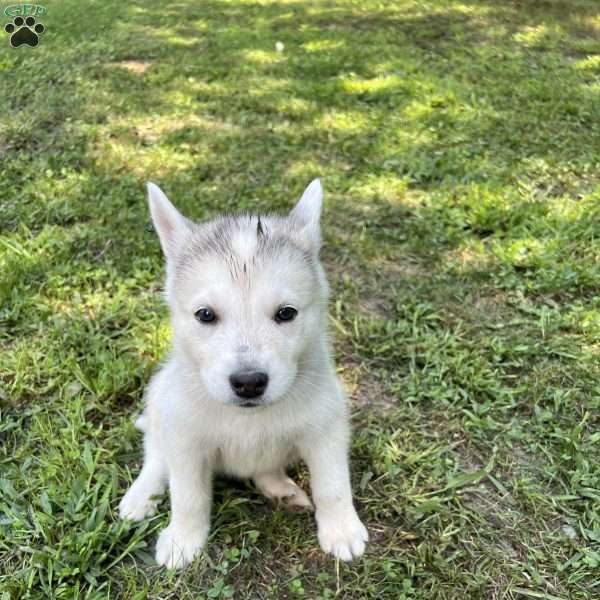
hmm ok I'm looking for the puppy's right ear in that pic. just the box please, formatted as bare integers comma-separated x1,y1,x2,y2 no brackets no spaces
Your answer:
147,182,191,260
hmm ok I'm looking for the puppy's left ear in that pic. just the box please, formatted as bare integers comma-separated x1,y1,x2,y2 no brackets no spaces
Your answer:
290,178,323,253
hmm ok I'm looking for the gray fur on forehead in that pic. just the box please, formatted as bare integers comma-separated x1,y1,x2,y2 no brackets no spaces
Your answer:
174,213,315,273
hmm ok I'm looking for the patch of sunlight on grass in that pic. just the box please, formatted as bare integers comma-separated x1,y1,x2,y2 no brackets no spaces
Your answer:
342,74,401,95
117,23,200,47
572,299,600,327
349,175,409,202
553,201,583,222
158,89,197,109
275,97,313,117
122,114,240,144
581,13,600,30
242,49,285,64
402,95,451,122
493,237,548,267
246,76,292,97
317,110,370,134
582,342,600,359
27,168,88,196
514,24,563,47
93,135,197,178
160,34,200,47
574,311,600,339
150,321,171,355
400,88,495,133
284,158,322,180
574,55,600,70
368,60,404,75
452,2,493,15
189,18,209,31
236,0,299,6
540,195,595,225
303,39,345,52
186,78,228,96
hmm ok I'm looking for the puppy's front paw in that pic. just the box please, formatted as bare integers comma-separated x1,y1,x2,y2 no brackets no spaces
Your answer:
119,487,159,522
317,510,368,561
155,524,208,569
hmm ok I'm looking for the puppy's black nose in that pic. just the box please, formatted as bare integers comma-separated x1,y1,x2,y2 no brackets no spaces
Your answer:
229,371,269,399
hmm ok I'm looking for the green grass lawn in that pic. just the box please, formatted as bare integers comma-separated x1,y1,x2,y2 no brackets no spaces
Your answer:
1,0,600,597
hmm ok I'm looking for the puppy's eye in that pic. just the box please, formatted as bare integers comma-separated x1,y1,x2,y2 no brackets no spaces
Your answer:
274,306,298,323
195,307,217,323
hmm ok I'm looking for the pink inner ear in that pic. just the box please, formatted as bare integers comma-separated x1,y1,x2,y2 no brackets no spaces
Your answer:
160,216,175,240
149,201,179,258
148,182,184,254
292,180,323,228
157,215,179,256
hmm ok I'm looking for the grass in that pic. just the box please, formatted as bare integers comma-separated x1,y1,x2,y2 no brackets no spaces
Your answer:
1,0,600,597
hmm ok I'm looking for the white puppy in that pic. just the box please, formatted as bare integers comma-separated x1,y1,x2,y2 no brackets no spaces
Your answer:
119,180,368,569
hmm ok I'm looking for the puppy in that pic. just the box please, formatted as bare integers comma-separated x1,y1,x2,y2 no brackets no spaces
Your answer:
119,180,368,569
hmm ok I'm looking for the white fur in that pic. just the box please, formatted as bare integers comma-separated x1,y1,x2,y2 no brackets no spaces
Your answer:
119,179,368,569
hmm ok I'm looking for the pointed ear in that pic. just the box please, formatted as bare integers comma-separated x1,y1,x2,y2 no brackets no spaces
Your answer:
147,182,191,260
289,178,323,252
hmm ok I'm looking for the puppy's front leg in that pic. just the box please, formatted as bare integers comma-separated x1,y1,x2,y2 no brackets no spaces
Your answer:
301,419,368,561
155,449,212,570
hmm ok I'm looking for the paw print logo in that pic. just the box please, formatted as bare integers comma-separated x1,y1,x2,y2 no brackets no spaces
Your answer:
4,16,45,48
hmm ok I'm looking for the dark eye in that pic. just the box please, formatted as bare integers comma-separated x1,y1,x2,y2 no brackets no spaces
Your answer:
275,306,298,323
195,307,216,323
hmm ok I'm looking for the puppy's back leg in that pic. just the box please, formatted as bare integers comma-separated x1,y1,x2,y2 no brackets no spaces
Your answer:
254,470,313,511
120,430,167,521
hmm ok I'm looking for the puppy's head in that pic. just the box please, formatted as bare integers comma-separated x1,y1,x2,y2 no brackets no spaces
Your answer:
148,180,328,408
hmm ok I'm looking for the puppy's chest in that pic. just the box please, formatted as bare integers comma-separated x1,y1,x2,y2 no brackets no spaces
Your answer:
214,434,297,478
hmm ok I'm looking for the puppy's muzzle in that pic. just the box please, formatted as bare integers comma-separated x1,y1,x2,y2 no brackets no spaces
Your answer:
229,370,269,401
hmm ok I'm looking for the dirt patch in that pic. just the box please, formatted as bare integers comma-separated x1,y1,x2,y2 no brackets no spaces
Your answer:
446,245,496,272
357,296,391,319
472,290,510,313
344,365,397,410
113,60,152,75
377,258,426,280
